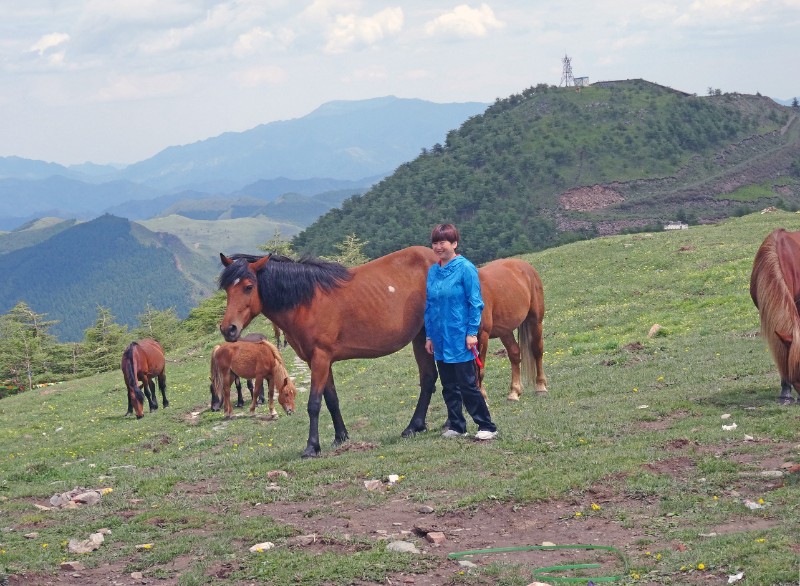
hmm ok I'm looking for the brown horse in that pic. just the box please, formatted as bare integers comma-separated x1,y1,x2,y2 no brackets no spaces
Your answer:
476,258,548,401
210,339,297,417
750,228,800,404
218,247,439,457
121,338,168,419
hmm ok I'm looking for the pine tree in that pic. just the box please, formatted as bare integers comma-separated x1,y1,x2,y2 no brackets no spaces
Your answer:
0,302,58,394
324,233,370,267
80,306,129,374
132,304,186,351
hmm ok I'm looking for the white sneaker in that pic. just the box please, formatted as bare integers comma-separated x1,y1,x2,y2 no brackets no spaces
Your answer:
475,430,498,441
441,429,467,438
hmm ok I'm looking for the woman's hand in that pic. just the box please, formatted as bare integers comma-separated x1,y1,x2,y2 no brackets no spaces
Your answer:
466,335,478,350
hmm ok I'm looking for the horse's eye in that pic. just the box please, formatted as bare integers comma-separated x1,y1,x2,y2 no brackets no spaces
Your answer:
244,284,254,294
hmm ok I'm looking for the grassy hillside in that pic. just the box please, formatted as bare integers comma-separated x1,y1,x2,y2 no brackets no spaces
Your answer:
1,212,799,584
294,80,800,264
0,218,77,255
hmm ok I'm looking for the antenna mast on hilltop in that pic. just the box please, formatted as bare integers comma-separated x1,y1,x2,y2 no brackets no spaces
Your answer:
560,54,575,87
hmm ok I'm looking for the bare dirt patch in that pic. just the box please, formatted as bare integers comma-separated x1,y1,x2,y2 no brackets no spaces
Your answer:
560,185,625,211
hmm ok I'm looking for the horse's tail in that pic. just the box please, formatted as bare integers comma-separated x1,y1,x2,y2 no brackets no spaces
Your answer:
751,230,800,383
518,320,537,389
210,345,225,403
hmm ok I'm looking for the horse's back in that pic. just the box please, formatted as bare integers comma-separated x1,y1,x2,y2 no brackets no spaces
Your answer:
137,338,166,372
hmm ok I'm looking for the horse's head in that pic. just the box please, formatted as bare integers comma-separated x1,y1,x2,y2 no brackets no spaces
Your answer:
277,369,297,415
218,253,270,342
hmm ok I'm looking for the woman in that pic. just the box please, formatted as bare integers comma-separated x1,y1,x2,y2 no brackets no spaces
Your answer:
424,223,498,440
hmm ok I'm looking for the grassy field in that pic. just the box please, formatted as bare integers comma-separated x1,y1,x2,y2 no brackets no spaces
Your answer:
1,211,799,585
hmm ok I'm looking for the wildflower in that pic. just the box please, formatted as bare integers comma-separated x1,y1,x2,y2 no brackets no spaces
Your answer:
758,498,764,505
697,563,705,570
755,538,766,543
574,511,582,517
655,553,662,561
591,503,601,511
633,387,639,392
42,543,48,549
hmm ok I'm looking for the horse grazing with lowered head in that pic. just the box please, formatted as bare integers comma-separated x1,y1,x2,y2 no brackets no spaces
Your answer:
210,338,297,418
224,332,271,408
121,339,168,418
218,247,439,458
476,258,548,401
751,228,800,404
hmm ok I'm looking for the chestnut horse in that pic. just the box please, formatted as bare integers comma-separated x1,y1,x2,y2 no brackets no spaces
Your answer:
218,247,439,458
121,338,168,419
223,332,270,408
210,339,297,417
476,258,548,401
750,228,800,404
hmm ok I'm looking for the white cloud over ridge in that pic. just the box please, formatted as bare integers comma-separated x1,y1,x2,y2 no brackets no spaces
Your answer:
424,4,504,39
325,7,404,53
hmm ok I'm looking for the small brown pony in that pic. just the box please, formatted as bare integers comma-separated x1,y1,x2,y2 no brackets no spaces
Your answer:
121,338,168,419
750,228,800,404
210,339,297,418
218,247,439,458
476,258,548,401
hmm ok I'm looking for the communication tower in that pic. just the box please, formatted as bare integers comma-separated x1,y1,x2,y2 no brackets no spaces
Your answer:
560,54,575,87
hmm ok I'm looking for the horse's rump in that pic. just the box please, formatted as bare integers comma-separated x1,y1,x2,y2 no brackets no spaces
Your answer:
751,228,800,384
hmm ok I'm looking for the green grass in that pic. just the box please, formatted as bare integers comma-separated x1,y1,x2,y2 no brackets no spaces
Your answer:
2,211,800,584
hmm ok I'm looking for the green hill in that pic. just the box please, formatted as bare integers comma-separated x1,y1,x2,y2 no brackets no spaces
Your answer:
294,80,800,263
0,215,198,341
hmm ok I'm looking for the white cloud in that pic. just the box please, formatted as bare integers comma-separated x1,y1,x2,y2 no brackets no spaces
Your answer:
231,65,288,87
424,4,504,39
233,26,296,57
324,7,404,53
30,32,70,55
95,72,185,102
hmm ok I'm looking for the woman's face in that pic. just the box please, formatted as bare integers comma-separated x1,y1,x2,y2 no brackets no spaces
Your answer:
432,239,457,262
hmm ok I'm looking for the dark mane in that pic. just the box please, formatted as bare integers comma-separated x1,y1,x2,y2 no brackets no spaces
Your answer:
218,253,353,312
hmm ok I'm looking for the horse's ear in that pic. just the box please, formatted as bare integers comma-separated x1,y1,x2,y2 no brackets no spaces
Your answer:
250,255,270,272
776,330,793,347
220,253,233,267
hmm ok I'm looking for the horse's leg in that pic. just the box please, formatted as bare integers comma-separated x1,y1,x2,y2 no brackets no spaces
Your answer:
234,375,245,408
501,331,523,402
141,376,157,411
248,378,264,405
149,378,159,410
265,376,278,417
323,369,348,448
401,329,439,438
779,380,796,405
303,355,334,458
158,372,168,408
125,390,134,417
222,372,234,418
530,313,548,395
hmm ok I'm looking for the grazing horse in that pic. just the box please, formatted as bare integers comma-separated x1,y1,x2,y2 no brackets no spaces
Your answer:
476,258,548,401
218,247,439,458
120,339,168,418
210,338,297,418
750,228,800,404
229,332,270,407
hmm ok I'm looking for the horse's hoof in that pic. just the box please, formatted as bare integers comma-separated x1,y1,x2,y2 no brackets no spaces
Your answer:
535,389,548,396
401,425,427,438
136,414,144,420
778,397,797,405
301,447,320,458
163,401,169,408
506,393,520,402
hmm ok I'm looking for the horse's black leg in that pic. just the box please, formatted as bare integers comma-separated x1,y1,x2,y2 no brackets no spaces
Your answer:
158,373,168,408
778,380,797,405
303,388,323,458
125,392,133,417
323,370,348,447
402,331,439,437
234,375,244,408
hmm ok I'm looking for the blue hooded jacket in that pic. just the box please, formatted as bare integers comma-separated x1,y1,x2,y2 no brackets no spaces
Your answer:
424,255,484,363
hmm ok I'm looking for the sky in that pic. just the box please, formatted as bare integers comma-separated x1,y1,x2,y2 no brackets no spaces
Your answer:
1,0,798,167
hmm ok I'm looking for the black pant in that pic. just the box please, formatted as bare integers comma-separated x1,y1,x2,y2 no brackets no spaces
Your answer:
437,360,496,434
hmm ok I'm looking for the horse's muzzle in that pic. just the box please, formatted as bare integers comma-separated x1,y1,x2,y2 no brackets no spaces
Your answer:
220,324,240,342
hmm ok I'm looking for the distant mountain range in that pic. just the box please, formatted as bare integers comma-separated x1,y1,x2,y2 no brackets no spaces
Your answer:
0,96,487,230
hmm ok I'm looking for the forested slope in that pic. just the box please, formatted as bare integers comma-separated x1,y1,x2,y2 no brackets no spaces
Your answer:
294,80,800,263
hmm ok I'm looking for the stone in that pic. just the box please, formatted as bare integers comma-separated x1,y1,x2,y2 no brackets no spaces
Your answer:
425,531,446,544
386,541,420,554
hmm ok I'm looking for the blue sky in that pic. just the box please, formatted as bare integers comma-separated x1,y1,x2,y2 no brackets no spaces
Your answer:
1,0,797,166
